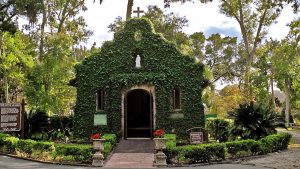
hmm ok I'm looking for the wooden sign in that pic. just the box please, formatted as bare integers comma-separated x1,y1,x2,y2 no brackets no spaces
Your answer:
0,103,22,131
190,132,203,144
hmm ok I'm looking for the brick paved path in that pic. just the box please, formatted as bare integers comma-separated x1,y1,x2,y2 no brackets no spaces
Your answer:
104,139,155,168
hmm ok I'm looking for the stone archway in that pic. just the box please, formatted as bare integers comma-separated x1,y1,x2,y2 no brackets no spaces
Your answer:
121,85,156,139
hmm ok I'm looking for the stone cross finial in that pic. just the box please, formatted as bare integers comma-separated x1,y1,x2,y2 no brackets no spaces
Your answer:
133,7,144,18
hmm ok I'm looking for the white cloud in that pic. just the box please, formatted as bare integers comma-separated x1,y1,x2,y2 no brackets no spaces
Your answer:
82,0,297,48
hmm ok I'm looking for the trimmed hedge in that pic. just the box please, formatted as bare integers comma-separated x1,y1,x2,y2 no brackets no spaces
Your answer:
165,133,291,164
102,134,117,146
0,133,117,163
54,143,92,162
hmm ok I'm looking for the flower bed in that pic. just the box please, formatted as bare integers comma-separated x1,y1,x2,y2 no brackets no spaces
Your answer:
0,133,117,164
164,133,292,164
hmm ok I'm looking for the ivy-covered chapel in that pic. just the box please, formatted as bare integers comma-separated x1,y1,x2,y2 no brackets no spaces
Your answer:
73,19,207,139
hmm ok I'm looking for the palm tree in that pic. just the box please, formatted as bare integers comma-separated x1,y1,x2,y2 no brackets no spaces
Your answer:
229,102,282,140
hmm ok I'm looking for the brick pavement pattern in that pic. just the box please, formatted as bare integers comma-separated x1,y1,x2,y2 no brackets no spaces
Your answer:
104,139,155,168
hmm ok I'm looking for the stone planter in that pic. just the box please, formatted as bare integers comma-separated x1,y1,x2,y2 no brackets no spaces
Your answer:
92,139,105,167
153,138,167,167
154,138,167,150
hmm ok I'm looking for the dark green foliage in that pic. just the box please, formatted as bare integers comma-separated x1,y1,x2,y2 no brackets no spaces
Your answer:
206,119,229,142
102,134,117,146
33,141,54,152
24,109,49,140
0,133,10,147
74,18,206,139
16,139,36,155
54,144,92,162
49,116,73,141
164,134,178,163
0,133,116,163
165,133,291,164
259,133,292,153
169,143,226,163
225,139,261,157
49,116,73,132
2,136,19,153
229,102,280,140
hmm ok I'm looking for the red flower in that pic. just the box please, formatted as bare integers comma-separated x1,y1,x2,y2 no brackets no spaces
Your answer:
153,129,165,138
90,133,101,140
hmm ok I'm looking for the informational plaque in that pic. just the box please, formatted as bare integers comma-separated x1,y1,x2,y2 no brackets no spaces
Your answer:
190,132,203,144
94,114,107,126
0,103,22,131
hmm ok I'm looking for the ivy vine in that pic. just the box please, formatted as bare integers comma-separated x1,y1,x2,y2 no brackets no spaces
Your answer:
73,19,206,139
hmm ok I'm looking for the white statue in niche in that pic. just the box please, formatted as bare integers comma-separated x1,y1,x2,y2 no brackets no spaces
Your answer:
135,54,141,68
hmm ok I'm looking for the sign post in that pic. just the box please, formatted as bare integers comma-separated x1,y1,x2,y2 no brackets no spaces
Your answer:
190,132,204,144
0,100,26,139
0,103,22,132
21,99,26,139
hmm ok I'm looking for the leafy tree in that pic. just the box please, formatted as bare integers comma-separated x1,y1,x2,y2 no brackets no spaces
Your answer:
108,5,190,53
219,0,287,98
204,34,238,83
23,0,91,114
206,119,230,142
252,43,273,106
229,102,280,140
271,19,300,127
0,31,35,103
24,34,76,115
209,85,245,117
0,0,42,33
25,109,49,140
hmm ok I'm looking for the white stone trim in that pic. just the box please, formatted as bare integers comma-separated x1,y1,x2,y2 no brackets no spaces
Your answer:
121,84,156,139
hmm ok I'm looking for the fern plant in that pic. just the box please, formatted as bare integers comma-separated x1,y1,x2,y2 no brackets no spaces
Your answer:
229,102,281,140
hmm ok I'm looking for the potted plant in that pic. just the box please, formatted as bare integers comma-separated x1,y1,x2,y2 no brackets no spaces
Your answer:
153,129,167,167
153,129,167,150
90,133,105,166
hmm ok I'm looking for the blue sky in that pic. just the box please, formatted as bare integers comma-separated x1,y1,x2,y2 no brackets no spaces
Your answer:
81,0,298,48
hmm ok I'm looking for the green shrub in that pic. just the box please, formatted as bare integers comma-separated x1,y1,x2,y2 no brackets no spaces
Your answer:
3,136,19,153
164,134,177,163
102,134,117,146
165,133,291,164
167,143,225,163
103,142,112,158
54,143,92,162
0,133,10,146
34,141,54,152
16,139,36,155
259,132,291,153
229,102,280,140
165,134,176,149
206,119,229,142
225,139,259,157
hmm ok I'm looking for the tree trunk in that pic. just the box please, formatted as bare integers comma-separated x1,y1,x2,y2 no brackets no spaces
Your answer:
270,72,276,110
57,0,70,33
126,0,133,20
284,78,291,127
4,77,9,103
39,2,47,61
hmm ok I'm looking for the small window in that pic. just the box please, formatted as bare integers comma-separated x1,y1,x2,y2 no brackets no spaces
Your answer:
96,90,104,111
173,89,181,110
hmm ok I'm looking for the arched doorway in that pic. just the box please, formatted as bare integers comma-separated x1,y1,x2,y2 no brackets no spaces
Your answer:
125,89,153,138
